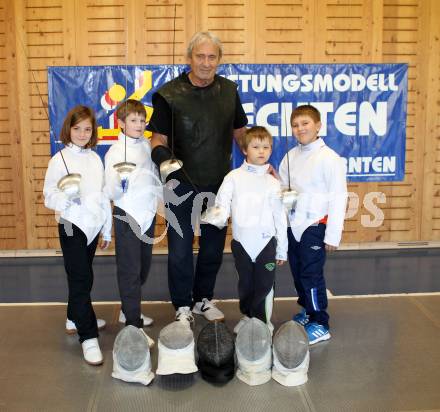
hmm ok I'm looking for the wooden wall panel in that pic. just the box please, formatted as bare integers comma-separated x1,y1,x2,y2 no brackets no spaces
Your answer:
2,0,31,249
143,1,194,64
197,0,255,62
0,1,12,248
312,1,381,243
0,0,439,250
420,0,440,240
374,0,419,242
76,0,128,66
255,1,313,63
21,0,74,248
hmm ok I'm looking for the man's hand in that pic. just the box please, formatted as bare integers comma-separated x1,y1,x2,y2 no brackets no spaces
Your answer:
151,132,168,149
267,164,281,180
276,259,286,266
233,126,246,146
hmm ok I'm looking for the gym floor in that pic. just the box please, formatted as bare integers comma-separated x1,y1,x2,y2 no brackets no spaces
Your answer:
1,249,439,411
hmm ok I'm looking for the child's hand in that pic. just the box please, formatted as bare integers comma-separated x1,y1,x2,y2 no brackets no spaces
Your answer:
276,259,286,266
114,174,125,190
267,164,281,180
110,175,125,199
325,244,337,252
55,193,72,212
99,239,111,250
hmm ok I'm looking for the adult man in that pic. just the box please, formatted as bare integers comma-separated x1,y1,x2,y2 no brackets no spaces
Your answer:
148,31,247,323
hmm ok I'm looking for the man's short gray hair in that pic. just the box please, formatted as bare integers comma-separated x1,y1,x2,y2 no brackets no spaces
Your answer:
186,31,223,59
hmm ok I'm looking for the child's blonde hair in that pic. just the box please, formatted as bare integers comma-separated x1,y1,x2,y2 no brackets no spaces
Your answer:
60,105,98,148
241,126,273,151
290,104,321,124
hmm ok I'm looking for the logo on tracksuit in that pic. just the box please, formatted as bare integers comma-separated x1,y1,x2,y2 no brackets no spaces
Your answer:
265,262,276,271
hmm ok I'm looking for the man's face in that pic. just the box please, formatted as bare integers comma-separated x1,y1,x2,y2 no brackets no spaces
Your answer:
188,40,221,86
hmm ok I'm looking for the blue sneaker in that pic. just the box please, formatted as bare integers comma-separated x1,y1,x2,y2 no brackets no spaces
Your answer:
293,308,309,326
305,322,331,345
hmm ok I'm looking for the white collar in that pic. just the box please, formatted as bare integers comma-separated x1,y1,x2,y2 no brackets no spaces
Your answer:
241,160,270,176
66,143,90,154
298,138,325,152
118,131,143,145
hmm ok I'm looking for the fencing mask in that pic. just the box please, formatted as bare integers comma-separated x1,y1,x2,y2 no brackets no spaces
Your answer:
235,317,272,386
197,321,235,384
112,325,154,385
156,320,198,375
272,320,309,386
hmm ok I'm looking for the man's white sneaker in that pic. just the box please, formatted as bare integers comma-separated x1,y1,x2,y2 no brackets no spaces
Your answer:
175,306,194,324
192,298,225,321
118,310,153,326
81,338,103,365
66,318,106,335
233,316,250,334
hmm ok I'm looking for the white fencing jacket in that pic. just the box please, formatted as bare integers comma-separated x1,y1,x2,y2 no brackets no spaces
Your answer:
104,132,160,235
215,161,287,262
279,138,347,247
43,144,112,245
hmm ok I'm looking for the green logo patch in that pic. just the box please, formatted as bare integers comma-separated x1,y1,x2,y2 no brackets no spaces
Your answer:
265,262,276,271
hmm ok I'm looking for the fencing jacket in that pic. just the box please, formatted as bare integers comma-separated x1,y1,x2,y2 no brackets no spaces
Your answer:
155,73,238,186
279,138,347,247
104,132,160,235
43,144,112,245
215,161,287,262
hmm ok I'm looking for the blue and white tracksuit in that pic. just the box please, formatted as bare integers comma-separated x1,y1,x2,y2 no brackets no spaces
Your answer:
279,138,347,328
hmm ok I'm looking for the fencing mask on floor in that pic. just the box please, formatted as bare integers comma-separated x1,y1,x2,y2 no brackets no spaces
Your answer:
112,325,154,385
197,321,235,384
235,317,272,386
156,320,198,375
272,320,309,386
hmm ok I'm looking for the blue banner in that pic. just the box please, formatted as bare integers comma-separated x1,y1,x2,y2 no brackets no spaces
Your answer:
48,64,407,182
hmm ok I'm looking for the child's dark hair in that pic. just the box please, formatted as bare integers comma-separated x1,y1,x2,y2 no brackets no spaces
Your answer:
115,99,147,122
290,104,321,124
60,105,98,148
241,126,273,151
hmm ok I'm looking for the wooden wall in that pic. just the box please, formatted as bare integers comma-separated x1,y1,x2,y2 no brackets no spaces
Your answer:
0,0,439,250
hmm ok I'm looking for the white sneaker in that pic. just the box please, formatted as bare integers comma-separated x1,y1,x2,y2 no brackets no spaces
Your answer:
81,338,103,365
175,306,194,324
193,298,225,321
233,316,250,334
118,310,153,326
66,318,106,335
